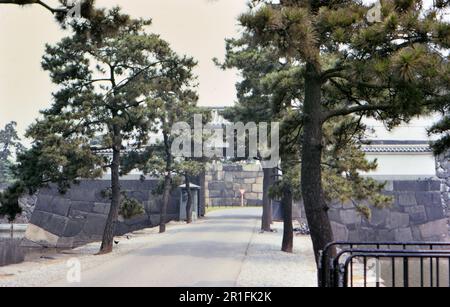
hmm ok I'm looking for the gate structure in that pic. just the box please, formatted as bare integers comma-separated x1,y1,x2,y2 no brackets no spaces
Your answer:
319,242,450,287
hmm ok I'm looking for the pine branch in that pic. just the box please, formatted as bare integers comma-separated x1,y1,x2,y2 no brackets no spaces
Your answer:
324,103,392,121
36,0,67,14
0,0,68,14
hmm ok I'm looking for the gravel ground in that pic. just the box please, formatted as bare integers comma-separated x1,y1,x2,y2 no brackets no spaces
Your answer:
237,221,317,287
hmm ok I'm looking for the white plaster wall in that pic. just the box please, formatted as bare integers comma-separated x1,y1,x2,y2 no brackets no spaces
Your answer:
364,116,440,141
365,153,437,177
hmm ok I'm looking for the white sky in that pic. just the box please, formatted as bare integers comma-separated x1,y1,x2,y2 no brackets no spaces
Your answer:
0,0,247,139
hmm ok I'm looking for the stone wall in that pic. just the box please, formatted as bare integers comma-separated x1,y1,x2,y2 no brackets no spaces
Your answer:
204,162,264,207
24,179,184,248
0,238,24,267
436,152,450,236
205,162,450,243
327,179,449,242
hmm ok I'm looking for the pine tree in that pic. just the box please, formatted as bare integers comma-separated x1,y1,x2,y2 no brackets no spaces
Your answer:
232,0,450,263
124,96,208,232
0,122,24,185
220,35,391,253
176,160,206,224
429,114,450,154
16,8,197,254
217,39,285,232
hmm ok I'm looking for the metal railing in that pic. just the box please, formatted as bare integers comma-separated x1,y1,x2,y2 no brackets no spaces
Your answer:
319,242,450,287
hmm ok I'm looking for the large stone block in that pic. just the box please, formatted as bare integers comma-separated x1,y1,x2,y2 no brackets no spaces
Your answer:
51,197,72,217
398,193,417,207
245,193,259,200
331,221,349,241
415,191,433,206
224,172,234,182
242,172,259,179
70,201,94,213
225,181,234,190
328,209,342,224
30,210,52,227
69,187,99,202
394,227,413,242
244,164,261,172
430,181,442,191
362,227,379,241
418,219,448,239
34,194,55,213
92,203,110,215
348,230,362,242
394,181,418,191
68,209,90,220
404,205,427,224
425,204,445,221
411,226,422,241
25,224,60,247
63,220,85,237
429,192,443,206
246,199,263,206
208,182,227,191
208,190,222,198
252,183,263,193
45,214,69,236
394,181,437,192
222,190,236,198
340,209,361,226
223,165,242,172
369,208,389,227
378,229,396,241
82,214,107,236
387,212,410,229
244,178,256,184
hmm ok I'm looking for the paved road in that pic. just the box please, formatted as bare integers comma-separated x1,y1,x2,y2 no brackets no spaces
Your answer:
52,207,260,287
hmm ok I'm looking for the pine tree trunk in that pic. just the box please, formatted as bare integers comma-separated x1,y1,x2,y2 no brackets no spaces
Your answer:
10,221,13,239
301,64,334,265
159,175,171,233
160,130,172,233
281,185,293,253
262,167,275,231
99,137,121,254
199,170,206,217
185,175,193,224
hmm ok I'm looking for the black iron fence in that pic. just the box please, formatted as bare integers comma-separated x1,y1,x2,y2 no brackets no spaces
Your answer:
319,242,450,287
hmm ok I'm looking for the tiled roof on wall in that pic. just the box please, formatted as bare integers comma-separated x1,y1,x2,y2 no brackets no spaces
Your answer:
362,143,432,153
